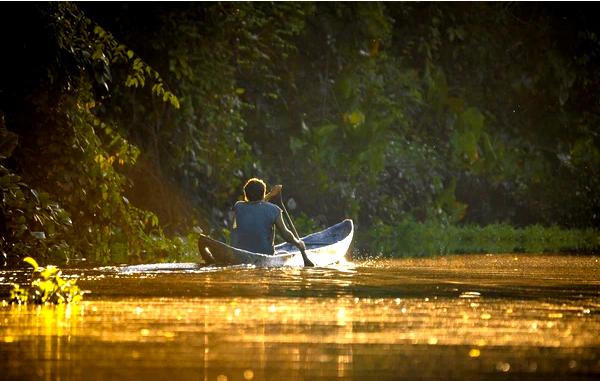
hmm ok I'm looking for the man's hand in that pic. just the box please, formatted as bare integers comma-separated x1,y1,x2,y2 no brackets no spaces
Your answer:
265,184,283,201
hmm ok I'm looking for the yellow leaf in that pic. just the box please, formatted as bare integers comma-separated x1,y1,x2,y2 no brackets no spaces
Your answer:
369,39,380,57
170,95,180,109
346,110,365,126
23,257,39,271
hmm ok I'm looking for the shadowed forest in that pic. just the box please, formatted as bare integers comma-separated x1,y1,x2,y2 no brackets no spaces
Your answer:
1,2,598,265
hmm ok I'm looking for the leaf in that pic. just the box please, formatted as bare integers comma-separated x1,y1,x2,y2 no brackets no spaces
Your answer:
345,111,366,126
23,257,39,271
460,107,484,134
169,94,180,109
31,231,46,240
314,124,338,141
41,265,59,280
30,188,40,202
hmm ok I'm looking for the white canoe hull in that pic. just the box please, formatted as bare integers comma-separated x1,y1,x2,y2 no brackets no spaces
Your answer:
198,219,354,267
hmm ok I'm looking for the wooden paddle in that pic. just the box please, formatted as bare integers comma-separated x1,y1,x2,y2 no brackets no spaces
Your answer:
274,187,314,267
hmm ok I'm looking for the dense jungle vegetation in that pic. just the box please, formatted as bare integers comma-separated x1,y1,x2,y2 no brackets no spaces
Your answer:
1,2,598,265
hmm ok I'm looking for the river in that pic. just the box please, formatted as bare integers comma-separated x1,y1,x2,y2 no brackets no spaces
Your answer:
1,254,599,380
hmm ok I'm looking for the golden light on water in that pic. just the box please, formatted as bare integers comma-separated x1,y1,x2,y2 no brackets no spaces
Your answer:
0,255,598,379
480,312,491,320
243,369,254,380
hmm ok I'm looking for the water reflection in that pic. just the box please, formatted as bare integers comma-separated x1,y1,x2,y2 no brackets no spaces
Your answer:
0,254,599,380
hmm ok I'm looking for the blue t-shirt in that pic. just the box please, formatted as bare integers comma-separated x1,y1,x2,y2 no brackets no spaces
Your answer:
231,201,282,254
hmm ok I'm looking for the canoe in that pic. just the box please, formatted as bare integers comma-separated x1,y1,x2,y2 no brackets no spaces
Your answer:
198,219,353,267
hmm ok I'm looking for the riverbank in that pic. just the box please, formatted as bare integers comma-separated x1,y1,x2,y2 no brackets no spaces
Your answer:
364,220,599,258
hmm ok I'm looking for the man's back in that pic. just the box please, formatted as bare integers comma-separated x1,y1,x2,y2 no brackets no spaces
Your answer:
232,200,281,254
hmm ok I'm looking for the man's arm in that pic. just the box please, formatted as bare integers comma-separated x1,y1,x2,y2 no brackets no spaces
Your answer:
274,212,306,250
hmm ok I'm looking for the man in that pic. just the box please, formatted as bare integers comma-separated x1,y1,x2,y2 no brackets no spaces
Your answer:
231,178,306,255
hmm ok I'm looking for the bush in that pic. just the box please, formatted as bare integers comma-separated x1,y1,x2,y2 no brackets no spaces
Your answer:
10,257,83,305
365,219,600,258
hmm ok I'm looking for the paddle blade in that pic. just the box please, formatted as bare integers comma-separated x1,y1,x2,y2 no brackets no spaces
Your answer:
300,249,314,267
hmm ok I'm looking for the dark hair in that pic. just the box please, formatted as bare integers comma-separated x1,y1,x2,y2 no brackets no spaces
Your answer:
243,178,266,201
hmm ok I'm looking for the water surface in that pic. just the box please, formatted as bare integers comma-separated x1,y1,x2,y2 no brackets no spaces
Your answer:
1,254,599,380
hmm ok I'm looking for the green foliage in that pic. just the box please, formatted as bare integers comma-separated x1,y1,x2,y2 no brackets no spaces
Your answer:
49,2,180,108
1,125,73,263
368,219,450,258
86,2,599,247
0,3,189,264
451,107,487,167
10,257,83,305
434,178,468,224
287,213,325,240
2,2,600,265
367,219,600,258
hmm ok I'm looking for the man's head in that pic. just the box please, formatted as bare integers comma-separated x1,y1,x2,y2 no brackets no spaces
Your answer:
243,178,266,202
